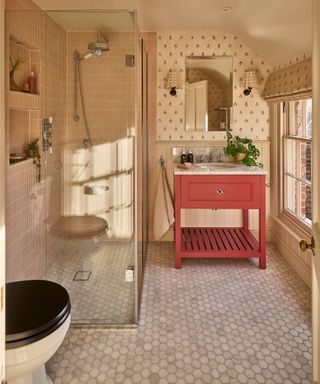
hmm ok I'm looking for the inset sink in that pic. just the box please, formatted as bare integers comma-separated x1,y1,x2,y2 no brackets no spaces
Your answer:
197,162,239,170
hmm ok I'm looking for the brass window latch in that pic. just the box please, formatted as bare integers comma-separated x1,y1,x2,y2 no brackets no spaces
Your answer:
299,236,315,256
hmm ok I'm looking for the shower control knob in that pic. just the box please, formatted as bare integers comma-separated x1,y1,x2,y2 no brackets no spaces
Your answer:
43,131,52,140
42,117,53,152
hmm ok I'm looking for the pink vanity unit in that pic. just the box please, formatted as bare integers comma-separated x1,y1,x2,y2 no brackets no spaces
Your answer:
174,165,267,269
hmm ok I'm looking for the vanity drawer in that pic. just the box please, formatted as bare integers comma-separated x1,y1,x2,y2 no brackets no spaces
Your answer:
179,175,262,208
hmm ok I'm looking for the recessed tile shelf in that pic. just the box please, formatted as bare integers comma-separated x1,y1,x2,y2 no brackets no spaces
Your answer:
8,108,40,166
9,157,33,166
9,35,40,97
7,36,41,168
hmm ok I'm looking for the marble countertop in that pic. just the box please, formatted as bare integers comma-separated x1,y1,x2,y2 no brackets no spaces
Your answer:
174,163,267,175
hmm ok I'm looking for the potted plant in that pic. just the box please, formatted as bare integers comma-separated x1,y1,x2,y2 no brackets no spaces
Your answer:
26,139,41,182
223,132,262,167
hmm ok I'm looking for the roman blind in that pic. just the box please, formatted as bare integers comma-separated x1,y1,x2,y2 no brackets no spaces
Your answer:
262,58,312,101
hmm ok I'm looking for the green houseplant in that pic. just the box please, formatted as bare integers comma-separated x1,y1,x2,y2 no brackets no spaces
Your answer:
223,132,262,167
26,139,41,182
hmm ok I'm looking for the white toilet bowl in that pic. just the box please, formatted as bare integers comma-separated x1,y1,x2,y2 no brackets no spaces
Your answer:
5,280,71,384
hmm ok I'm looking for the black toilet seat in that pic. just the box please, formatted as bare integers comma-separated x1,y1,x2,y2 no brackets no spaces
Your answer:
6,280,71,349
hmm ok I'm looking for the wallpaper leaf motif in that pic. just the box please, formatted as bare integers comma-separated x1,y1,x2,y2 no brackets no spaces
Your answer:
156,32,272,141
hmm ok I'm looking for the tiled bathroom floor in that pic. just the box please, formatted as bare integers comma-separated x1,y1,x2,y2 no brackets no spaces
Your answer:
47,242,312,384
45,240,135,324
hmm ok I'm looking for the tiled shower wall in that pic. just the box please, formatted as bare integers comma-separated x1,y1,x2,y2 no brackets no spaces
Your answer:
5,0,66,281
66,32,135,144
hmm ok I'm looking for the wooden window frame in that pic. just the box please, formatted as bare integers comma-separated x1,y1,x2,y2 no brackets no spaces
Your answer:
280,100,312,232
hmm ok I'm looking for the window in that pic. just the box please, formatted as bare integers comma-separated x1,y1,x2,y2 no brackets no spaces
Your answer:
282,99,312,228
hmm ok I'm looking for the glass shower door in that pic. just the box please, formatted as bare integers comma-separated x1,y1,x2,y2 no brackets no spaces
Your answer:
44,10,139,325
135,37,149,319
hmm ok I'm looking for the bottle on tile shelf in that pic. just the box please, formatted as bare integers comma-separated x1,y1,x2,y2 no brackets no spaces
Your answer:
28,71,37,94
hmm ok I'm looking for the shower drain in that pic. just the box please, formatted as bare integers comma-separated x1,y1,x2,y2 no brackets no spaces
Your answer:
73,271,91,281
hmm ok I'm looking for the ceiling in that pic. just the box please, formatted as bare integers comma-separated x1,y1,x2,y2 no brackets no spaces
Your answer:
47,11,136,32
34,0,312,66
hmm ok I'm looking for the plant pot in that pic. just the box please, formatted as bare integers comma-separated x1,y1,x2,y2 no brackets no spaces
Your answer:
236,153,246,162
26,149,37,158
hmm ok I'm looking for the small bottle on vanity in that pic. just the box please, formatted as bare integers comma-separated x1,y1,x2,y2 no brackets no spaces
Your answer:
181,148,187,164
187,149,193,164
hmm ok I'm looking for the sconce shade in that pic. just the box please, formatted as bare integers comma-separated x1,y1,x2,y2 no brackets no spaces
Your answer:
243,70,259,88
166,71,179,88
243,70,259,96
165,71,181,95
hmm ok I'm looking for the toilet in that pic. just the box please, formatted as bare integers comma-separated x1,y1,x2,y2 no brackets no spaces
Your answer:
5,280,71,384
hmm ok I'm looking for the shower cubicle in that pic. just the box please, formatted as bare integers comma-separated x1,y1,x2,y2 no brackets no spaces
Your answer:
5,7,148,325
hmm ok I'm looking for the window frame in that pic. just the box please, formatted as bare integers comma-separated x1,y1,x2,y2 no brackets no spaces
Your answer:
280,100,312,232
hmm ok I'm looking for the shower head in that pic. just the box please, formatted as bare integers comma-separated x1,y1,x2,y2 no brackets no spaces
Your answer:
88,31,109,57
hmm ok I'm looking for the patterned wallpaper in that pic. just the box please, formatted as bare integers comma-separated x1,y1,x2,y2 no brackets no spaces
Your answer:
272,51,312,71
157,32,272,141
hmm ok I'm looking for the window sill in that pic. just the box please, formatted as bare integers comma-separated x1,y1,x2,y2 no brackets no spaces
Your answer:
277,212,312,238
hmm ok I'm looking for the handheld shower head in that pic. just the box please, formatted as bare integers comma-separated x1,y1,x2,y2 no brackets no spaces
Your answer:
88,31,110,57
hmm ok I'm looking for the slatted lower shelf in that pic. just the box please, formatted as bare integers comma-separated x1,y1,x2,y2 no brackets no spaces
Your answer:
181,227,259,257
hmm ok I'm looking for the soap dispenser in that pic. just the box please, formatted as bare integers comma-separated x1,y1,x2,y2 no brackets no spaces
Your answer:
187,149,194,164
180,148,187,164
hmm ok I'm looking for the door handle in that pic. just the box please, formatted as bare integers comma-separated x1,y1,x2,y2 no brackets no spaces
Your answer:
299,236,315,256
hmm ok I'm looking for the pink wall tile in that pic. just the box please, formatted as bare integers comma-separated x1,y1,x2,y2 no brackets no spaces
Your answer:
5,0,66,282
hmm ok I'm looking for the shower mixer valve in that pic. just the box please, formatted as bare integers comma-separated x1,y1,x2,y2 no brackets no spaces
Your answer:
42,117,53,152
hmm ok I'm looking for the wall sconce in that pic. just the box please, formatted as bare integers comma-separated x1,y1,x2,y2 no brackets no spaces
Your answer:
243,70,259,96
165,71,181,96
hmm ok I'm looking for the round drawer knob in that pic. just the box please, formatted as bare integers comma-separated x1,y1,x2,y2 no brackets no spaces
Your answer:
216,189,225,195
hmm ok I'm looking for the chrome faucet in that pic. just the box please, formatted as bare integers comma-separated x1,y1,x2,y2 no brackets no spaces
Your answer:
217,153,224,162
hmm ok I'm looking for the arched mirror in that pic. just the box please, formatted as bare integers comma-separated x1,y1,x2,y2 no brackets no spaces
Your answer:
185,56,233,131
